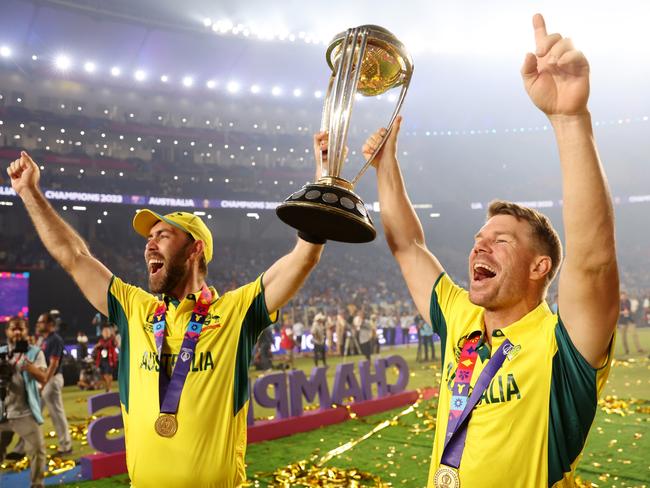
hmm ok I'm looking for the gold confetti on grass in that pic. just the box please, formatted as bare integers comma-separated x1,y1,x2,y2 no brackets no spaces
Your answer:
598,395,650,416
574,476,598,488
1,454,76,477
2,416,104,476
252,392,436,487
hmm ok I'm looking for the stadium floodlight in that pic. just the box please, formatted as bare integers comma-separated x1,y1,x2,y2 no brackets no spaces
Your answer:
220,19,234,33
182,76,194,87
134,69,147,82
203,17,212,28
83,61,96,73
226,81,240,93
31,54,38,60
250,84,261,94
292,88,302,97
110,66,121,77
314,90,323,98
160,74,169,83
0,46,11,58
206,79,217,89
271,86,282,96
54,54,72,71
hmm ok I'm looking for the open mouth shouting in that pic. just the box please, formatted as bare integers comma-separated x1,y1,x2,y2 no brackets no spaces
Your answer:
472,262,497,283
148,257,165,277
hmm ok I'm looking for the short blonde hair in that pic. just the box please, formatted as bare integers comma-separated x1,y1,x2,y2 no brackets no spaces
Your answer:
488,200,563,286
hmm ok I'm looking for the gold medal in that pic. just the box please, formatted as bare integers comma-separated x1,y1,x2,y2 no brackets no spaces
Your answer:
154,414,178,437
433,465,460,488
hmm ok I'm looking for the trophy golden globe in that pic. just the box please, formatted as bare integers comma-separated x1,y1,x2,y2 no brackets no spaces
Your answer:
276,25,413,243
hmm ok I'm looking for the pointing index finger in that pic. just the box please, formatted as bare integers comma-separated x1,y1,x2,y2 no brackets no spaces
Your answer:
533,13,548,53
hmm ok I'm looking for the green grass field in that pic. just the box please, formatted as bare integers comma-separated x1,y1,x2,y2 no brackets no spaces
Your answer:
2,329,649,487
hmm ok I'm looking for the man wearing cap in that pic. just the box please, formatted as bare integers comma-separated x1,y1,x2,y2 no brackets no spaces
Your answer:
7,150,325,487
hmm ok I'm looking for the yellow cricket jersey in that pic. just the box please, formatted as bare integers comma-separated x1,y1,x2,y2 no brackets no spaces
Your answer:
107,274,277,488
428,273,613,488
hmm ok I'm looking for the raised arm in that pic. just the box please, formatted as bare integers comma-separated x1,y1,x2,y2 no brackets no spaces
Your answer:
521,14,618,367
263,238,323,314
263,133,327,313
7,152,113,315
363,117,444,323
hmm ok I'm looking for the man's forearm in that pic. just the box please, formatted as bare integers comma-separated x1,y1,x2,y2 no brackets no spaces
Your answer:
44,359,59,383
376,157,426,255
263,238,323,313
551,113,616,269
20,188,93,272
25,364,48,384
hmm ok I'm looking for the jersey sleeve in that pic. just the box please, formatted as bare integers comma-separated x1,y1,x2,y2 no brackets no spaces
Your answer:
547,314,614,486
231,274,279,416
107,275,154,338
229,273,279,341
430,272,468,337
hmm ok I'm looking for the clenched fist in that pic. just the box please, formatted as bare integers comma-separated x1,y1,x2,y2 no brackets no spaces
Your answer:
7,151,40,196
362,115,402,169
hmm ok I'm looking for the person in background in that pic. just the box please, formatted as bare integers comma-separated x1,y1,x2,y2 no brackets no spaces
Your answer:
335,308,347,356
76,330,89,360
379,309,397,349
356,310,373,361
292,315,304,357
279,317,295,369
91,312,103,338
94,323,119,392
400,309,413,347
326,311,337,358
311,313,327,367
619,291,644,355
370,313,380,354
253,328,274,371
419,316,436,362
77,357,101,390
36,312,73,455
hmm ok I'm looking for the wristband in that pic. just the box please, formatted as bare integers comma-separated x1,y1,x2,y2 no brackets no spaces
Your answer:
298,231,327,245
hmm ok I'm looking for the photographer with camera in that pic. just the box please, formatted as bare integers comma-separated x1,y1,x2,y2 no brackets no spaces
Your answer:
0,317,47,488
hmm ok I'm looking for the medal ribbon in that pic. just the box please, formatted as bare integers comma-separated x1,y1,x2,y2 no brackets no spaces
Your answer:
440,333,512,469
152,285,212,414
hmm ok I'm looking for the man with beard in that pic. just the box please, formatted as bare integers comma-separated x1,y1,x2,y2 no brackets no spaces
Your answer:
7,144,325,486
362,14,618,488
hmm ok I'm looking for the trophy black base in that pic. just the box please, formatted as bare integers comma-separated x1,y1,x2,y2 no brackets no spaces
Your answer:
276,183,376,243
